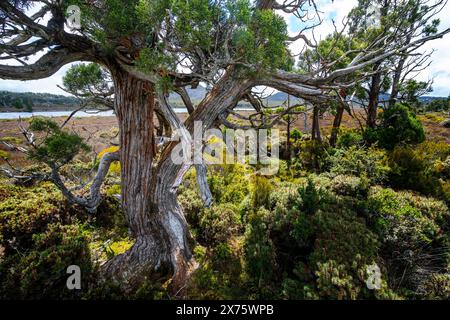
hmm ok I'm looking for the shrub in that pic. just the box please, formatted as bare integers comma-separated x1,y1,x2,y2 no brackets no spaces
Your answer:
330,175,369,197
0,223,93,299
310,210,379,269
208,164,251,204
367,187,442,247
366,187,448,292
0,181,82,253
297,140,329,171
0,150,9,159
314,259,399,300
0,136,23,145
388,141,450,197
290,128,302,140
425,99,450,112
296,178,325,215
364,103,425,149
178,185,204,231
326,146,390,184
199,203,241,245
244,207,278,295
336,130,363,149
27,118,90,166
418,273,450,300
315,260,362,300
251,175,272,210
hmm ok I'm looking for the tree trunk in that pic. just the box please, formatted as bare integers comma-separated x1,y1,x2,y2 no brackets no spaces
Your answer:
100,71,191,292
329,90,347,147
101,68,250,292
285,118,291,162
311,105,322,142
389,31,413,108
389,56,407,108
367,63,382,128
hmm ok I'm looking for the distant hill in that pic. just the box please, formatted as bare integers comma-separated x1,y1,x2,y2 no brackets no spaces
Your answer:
377,92,447,104
1,89,445,112
0,91,79,111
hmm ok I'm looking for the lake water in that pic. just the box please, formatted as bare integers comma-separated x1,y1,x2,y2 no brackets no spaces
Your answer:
0,109,187,119
0,107,256,120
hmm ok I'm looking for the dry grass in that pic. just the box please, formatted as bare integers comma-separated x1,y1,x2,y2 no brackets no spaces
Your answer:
0,110,448,167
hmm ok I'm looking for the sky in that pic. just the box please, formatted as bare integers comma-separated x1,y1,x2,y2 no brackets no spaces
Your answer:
1,0,449,97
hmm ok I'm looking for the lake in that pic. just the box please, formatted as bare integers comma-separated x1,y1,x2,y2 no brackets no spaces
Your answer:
0,109,186,119
0,107,257,120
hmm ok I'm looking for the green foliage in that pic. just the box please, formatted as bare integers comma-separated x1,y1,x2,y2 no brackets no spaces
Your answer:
388,140,450,198
171,0,217,50
0,150,9,159
366,186,449,293
208,164,251,204
0,181,80,252
425,98,450,112
398,80,432,110
244,207,277,295
367,186,447,248
0,91,78,109
0,223,93,299
326,146,390,184
310,211,379,269
364,103,425,149
290,128,302,140
315,260,364,300
297,178,324,215
251,175,272,210
231,5,293,72
63,63,109,96
0,136,23,145
199,203,241,245
336,130,363,149
419,273,450,300
330,175,369,197
297,140,329,171
27,118,90,166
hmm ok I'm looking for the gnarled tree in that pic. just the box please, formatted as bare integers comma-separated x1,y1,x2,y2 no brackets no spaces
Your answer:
1,0,448,291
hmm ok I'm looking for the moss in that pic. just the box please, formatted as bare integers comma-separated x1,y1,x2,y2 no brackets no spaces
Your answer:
0,136,23,145
0,150,9,159
108,239,133,256
0,180,82,252
98,146,120,175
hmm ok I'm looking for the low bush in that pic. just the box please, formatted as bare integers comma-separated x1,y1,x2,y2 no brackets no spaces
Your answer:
364,103,425,149
326,146,390,184
199,203,241,245
388,140,450,198
0,223,94,299
0,181,82,253
336,130,363,149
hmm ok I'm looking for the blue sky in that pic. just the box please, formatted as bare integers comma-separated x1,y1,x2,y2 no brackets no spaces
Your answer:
1,0,449,97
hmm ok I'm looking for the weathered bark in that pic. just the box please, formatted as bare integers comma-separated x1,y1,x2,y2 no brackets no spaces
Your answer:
285,118,292,161
329,90,347,147
311,105,322,142
100,71,192,291
367,63,382,128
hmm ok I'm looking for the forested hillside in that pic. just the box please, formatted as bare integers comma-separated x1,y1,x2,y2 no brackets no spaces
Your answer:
0,91,79,111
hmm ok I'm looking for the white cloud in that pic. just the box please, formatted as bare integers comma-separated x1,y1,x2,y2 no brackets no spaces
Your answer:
414,3,450,97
